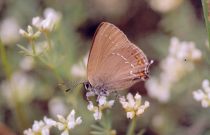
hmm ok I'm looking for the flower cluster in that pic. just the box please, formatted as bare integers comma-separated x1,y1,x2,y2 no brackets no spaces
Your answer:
0,71,35,107
19,25,41,40
87,96,115,120
169,37,202,61
24,110,82,135
119,93,150,119
18,7,61,62
56,110,82,135
193,79,210,108
32,8,61,32
146,37,202,102
24,117,56,135
19,8,61,39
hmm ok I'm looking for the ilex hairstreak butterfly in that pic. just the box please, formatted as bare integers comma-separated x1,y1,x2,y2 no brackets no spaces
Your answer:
84,22,153,98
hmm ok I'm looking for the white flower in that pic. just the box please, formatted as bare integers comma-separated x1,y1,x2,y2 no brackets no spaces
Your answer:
119,93,149,119
32,8,61,32
48,97,68,118
146,37,202,102
202,80,210,93
24,120,50,135
70,53,88,78
19,25,41,39
44,8,61,24
149,0,183,13
87,96,115,120
19,56,35,71
93,110,102,120
160,56,194,82
99,96,107,106
169,37,202,61
0,17,20,45
56,110,82,135
193,79,210,108
0,71,35,107
193,90,205,101
146,77,171,102
23,116,56,135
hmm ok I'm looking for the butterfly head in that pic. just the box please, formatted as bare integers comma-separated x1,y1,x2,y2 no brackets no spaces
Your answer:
84,82,109,96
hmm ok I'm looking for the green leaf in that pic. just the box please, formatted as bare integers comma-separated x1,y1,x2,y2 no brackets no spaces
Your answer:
17,44,32,55
91,124,105,131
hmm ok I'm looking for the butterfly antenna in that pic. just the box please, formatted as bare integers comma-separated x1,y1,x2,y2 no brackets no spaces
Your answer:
57,82,70,92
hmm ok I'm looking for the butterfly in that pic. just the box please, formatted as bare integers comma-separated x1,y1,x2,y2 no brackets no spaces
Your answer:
84,22,153,98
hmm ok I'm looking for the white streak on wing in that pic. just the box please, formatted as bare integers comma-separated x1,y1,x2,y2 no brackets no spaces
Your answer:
120,55,127,61
129,70,137,78
130,64,135,68
112,52,130,65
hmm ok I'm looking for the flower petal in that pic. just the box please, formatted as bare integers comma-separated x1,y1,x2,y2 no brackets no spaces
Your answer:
87,101,94,111
93,110,102,120
57,115,66,123
44,116,57,127
98,96,107,106
56,122,65,130
75,117,82,125
127,111,135,119
67,110,75,121
61,129,69,135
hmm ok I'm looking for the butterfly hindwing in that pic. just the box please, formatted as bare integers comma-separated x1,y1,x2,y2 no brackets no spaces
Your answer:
87,22,149,91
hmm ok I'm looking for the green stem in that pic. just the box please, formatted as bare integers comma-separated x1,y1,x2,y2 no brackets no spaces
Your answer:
126,117,137,135
202,0,210,47
29,39,36,55
36,55,63,84
13,100,28,132
44,32,52,50
0,40,28,132
0,40,11,79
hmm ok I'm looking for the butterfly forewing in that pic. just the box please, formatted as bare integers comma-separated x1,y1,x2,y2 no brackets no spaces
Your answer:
87,22,149,91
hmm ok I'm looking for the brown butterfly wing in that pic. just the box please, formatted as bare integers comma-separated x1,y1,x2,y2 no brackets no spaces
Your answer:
87,22,149,91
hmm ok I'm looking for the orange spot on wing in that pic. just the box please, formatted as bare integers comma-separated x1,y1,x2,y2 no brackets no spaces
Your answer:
134,71,146,78
134,54,144,66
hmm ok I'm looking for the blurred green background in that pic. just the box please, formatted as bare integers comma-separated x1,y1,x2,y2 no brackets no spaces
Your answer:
0,0,210,135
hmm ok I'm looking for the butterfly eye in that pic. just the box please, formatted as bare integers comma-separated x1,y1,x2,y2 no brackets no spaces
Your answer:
84,82,92,90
